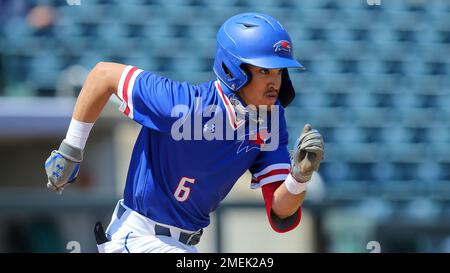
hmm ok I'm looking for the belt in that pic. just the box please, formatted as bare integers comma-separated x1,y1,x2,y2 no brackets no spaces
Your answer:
117,202,203,246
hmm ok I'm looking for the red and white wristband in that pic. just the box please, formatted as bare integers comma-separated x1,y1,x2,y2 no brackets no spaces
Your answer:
285,173,309,195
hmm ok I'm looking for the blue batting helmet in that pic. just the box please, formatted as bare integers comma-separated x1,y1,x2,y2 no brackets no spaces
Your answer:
213,12,305,106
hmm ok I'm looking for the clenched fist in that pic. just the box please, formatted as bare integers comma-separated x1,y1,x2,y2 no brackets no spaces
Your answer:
291,124,324,183
44,140,83,194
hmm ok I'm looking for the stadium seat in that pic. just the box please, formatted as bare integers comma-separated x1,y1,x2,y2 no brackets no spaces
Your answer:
1,0,449,192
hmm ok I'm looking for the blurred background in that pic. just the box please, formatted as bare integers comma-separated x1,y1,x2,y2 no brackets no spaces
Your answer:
0,0,449,253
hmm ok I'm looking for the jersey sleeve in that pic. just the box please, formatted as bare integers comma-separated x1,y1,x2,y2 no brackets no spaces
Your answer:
116,65,195,132
249,112,291,189
262,181,302,233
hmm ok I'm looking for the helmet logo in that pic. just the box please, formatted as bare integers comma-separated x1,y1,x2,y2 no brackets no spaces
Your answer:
273,40,291,53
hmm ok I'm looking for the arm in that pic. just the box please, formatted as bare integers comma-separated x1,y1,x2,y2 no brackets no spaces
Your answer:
272,185,306,219
44,62,126,194
269,124,324,220
261,181,302,233
72,62,126,123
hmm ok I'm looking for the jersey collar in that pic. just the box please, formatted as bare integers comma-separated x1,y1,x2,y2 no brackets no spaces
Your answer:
215,80,245,130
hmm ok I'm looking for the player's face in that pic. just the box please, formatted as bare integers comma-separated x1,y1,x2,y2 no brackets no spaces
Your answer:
238,64,283,107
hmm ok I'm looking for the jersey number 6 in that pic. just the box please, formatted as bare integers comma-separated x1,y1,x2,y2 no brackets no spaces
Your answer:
174,177,196,202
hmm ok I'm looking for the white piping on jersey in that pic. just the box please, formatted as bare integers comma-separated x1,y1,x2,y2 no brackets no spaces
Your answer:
250,173,289,189
117,65,143,120
253,163,291,179
214,80,244,130
117,66,133,113
126,68,142,119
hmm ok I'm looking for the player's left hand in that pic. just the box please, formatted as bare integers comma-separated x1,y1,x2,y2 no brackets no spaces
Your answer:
291,124,324,183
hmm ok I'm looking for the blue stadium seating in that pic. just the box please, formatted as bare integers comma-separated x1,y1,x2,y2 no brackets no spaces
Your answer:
0,0,449,195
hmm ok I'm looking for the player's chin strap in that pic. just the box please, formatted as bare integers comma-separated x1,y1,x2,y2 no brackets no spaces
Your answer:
228,93,265,125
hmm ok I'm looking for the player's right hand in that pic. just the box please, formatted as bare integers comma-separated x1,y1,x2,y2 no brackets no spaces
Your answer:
44,140,83,195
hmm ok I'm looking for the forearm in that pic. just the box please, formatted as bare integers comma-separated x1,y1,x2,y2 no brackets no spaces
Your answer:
271,179,306,219
73,62,125,123
45,62,125,194
270,123,324,219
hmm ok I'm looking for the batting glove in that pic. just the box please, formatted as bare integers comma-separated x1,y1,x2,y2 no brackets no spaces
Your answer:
44,140,83,194
291,124,324,183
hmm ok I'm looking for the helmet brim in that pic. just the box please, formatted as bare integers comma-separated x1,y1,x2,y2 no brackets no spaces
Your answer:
243,56,305,70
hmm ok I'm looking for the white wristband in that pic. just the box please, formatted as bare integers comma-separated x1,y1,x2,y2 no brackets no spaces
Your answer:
285,173,309,195
64,118,94,150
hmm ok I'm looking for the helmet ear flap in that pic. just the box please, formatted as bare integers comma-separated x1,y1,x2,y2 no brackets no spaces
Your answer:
222,63,234,80
214,46,249,91
279,68,296,107
239,64,252,89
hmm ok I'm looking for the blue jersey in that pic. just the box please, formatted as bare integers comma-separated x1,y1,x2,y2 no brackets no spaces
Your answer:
117,65,291,231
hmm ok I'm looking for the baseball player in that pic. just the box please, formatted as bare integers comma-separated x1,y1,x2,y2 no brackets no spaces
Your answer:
44,12,324,253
